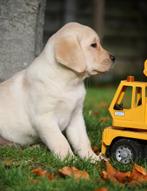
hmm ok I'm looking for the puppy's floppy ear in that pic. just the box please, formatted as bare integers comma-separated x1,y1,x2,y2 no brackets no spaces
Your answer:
54,35,86,73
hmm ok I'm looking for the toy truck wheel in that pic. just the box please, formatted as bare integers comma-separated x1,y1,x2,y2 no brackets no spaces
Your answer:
110,138,142,164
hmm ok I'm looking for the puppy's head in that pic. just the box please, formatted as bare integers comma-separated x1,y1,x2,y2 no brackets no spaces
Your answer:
52,22,115,76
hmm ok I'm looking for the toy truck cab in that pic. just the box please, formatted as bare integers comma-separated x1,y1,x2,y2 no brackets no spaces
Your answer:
101,60,147,164
109,77,147,130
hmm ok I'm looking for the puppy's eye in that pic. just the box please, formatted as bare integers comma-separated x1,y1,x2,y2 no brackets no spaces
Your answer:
91,43,97,48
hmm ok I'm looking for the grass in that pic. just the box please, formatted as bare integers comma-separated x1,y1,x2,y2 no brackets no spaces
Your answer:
1,86,147,191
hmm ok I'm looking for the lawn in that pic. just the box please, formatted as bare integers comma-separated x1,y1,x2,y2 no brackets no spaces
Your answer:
1,87,147,191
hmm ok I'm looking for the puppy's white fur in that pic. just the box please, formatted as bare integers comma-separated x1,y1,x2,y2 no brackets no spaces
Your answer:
0,23,113,161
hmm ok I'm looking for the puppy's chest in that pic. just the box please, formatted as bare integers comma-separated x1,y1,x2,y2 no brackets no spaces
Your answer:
55,93,83,131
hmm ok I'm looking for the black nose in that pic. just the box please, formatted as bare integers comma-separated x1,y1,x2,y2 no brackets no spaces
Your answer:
110,54,115,62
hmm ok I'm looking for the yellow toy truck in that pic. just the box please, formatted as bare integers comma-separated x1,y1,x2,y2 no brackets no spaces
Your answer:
101,60,147,164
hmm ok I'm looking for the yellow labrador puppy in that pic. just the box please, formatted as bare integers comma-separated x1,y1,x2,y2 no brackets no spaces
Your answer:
0,23,115,161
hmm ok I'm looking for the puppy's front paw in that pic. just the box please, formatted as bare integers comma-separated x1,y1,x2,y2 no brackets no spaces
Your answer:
79,149,108,163
96,152,109,162
89,153,108,163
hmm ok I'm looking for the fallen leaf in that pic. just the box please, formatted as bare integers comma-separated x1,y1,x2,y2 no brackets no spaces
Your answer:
114,171,131,184
134,164,147,176
101,161,118,183
32,168,47,176
104,161,117,176
59,166,89,180
98,102,108,109
3,159,14,167
101,170,109,180
94,187,108,191
129,164,147,184
101,161,131,184
92,146,99,155
29,178,40,184
99,117,110,123
32,168,55,180
101,161,147,185
92,111,100,116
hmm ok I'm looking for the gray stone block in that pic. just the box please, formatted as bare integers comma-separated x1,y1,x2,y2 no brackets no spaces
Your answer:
0,0,46,80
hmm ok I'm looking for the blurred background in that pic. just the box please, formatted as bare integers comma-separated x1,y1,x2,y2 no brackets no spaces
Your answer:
0,0,147,84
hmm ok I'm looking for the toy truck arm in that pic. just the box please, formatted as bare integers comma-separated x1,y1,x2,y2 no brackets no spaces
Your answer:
143,60,147,76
